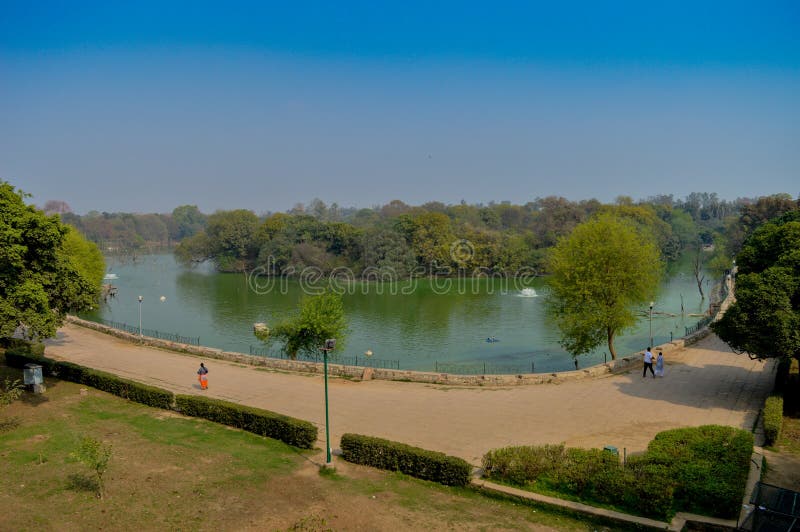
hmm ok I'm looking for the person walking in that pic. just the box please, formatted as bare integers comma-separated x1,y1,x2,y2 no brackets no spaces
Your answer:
655,351,665,377
642,348,655,378
197,362,209,390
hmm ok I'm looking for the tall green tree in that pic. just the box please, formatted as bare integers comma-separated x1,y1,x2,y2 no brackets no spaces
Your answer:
712,211,800,360
545,213,663,359
255,291,348,360
171,204,207,240
0,182,102,340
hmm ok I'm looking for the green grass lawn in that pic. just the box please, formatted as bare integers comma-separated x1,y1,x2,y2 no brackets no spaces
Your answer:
0,363,627,531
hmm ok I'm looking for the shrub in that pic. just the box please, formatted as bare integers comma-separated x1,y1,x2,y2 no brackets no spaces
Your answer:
341,433,472,487
550,448,619,495
763,395,784,446
482,444,564,486
0,338,45,356
175,394,316,449
619,459,675,520
645,425,753,518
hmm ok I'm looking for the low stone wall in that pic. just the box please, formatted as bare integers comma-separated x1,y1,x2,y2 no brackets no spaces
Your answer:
67,279,731,387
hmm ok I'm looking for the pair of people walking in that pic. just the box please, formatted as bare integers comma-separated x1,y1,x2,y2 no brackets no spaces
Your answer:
643,348,664,378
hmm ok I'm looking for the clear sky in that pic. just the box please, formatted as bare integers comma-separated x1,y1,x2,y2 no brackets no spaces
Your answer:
1,1,798,214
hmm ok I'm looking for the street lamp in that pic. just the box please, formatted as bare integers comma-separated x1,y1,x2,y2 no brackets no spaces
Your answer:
321,338,336,466
138,296,143,338
649,301,654,348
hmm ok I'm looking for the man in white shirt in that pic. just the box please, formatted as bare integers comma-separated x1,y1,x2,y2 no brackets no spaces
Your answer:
642,347,655,378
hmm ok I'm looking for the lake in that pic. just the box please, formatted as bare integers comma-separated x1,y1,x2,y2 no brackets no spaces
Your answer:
83,254,710,373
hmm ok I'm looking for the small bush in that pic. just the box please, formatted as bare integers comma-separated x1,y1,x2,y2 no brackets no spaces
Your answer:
341,433,472,487
175,394,317,449
763,395,784,446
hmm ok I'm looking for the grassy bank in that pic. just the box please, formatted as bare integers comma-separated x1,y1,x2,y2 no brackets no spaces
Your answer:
0,362,628,531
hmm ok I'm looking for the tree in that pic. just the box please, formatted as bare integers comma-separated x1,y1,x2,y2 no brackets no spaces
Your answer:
255,291,348,360
0,182,101,340
545,213,663,360
711,211,800,360
71,436,113,499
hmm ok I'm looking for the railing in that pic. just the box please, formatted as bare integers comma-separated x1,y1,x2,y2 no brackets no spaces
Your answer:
433,361,535,375
740,481,800,531
684,315,713,336
249,346,400,370
95,318,200,346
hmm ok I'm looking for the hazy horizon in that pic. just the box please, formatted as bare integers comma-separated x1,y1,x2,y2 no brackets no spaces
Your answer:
2,2,798,214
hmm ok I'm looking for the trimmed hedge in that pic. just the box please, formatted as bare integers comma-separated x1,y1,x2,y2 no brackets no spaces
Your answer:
482,425,753,520
4,349,318,450
643,425,753,519
175,394,317,449
4,349,174,409
482,444,675,519
763,395,784,446
340,433,472,487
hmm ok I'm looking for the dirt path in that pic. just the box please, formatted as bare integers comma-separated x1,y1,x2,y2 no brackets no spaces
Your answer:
44,324,775,464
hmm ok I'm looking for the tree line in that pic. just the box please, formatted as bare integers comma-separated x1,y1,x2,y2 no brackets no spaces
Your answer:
46,193,798,279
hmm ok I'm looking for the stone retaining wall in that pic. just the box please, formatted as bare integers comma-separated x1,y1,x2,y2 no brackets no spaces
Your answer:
67,276,732,386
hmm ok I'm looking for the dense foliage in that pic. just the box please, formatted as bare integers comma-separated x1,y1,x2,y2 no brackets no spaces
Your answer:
545,212,663,359
482,425,752,520
0,182,104,340
169,194,762,275
644,425,753,518
255,291,347,359
712,210,800,360
763,395,784,446
50,193,796,281
340,433,472,487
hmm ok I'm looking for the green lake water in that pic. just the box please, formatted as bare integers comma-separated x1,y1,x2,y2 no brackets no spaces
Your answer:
83,254,710,373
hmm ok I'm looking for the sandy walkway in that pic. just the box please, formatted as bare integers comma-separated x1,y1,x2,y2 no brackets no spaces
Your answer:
44,324,774,464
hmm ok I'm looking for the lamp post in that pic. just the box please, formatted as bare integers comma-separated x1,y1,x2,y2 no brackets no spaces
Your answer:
321,338,336,466
649,301,654,347
138,295,143,338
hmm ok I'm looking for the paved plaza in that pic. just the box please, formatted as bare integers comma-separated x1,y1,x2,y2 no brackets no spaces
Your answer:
45,324,775,464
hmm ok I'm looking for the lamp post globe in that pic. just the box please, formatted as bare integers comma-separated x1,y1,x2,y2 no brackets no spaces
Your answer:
138,296,144,338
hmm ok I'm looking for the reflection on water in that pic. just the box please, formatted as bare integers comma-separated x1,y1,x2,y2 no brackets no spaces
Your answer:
86,254,709,372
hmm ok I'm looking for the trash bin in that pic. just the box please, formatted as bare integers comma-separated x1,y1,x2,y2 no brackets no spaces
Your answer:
603,445,618,455
23,363,45,393
23,364,42,385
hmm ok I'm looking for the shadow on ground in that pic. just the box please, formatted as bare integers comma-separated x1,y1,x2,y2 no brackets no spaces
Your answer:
611,360,773,411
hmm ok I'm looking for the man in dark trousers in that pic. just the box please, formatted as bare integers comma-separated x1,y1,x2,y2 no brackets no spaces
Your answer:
642,347,655,378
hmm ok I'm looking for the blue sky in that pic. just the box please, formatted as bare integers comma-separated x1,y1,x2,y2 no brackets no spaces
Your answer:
1,1,798,214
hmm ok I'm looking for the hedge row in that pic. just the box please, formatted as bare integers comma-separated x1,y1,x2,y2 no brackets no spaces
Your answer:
4,348,173,409
4,347,317,449
482,444,674,519
482,425,753,520
340,433,472,487
174,394,316,449
763,395,784,446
